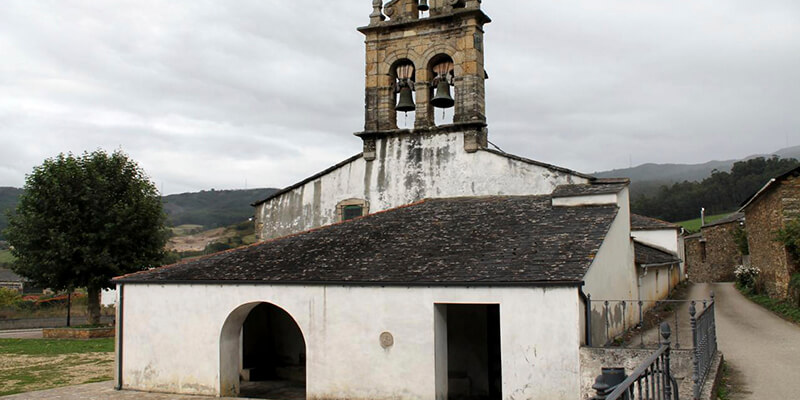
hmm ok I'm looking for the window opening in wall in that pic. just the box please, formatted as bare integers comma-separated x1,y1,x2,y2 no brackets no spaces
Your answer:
343,205,364,221
336,199,369,222
435,304,502,400
395,61,416,129
700,240,707,263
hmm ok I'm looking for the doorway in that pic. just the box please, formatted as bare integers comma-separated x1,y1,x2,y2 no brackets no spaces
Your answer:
435,304,502,400
220,302,306,399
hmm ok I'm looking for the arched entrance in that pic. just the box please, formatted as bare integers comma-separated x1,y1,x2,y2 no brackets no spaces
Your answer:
220,302,306,399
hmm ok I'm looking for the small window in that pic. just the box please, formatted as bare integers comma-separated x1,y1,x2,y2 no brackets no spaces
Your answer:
336,199,369,222
343,205,364,221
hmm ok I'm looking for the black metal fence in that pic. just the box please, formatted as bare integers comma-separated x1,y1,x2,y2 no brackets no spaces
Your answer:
592,323,678,400
690,298,717,399
586,293,718,399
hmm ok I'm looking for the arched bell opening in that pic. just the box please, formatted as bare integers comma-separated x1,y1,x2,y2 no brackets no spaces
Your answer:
391,59,417,129
220,302,307,399
428,54,455,127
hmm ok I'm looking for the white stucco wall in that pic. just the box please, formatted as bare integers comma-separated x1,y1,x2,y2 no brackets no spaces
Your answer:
631,229,679,254
118,283,582,400
551,193,617,207
638,264,680,304
579,188,639,345
256,132,590,239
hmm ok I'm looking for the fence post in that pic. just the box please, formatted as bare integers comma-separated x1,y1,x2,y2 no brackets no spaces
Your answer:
661,323,673,400
690,301,699,400
638,300,644,349
604,300,610,345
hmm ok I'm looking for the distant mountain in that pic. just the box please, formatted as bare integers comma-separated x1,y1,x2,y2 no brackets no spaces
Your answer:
162,188,279,228
0,187,24,240
0,187,279,239
594,145,800,198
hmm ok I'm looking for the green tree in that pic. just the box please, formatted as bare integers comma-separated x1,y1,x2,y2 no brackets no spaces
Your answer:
4,150,168,324
776,216,800,261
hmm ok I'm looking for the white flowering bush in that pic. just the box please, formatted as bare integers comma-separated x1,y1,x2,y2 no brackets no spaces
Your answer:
735,265,760,289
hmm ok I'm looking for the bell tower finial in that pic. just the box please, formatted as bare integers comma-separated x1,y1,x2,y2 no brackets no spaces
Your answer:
356,0,491,160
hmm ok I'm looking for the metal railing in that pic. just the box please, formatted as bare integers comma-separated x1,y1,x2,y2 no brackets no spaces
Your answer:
585,295,694,349
592,323,678,400
690,296,717,399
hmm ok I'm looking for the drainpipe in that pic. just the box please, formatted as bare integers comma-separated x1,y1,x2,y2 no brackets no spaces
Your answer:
115,284,124,391
579,282,592,347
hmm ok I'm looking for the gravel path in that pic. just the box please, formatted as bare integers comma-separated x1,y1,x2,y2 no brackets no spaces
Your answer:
0,329,42,339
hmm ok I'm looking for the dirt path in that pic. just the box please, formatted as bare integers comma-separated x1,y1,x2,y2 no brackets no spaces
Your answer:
703,282,800,399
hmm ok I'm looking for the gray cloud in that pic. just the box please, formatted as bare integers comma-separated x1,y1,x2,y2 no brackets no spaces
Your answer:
1,1,798,193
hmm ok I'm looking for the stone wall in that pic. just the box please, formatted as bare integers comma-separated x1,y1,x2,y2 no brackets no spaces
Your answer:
580,347,696,400
685,222,742,283
745,176,800,297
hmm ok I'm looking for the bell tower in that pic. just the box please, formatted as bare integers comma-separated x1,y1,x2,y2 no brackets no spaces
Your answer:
357,0,491,160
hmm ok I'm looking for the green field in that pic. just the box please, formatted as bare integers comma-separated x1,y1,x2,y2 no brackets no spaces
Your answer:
0,249,14,264
170,224,204,236
677,213,731,233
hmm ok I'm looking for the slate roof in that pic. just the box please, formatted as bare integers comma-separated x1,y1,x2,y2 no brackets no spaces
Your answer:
631,214,680,231
117,196,619,285
703,212,744,228
739,165,800,211
552,181,629,198
634,241,681,267
0,268,23,283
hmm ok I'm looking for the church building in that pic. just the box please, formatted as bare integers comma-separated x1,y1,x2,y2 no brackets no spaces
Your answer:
113,2,681,399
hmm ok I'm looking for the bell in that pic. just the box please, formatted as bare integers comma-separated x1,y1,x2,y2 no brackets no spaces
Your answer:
396,86,416,112
418,0,430,11
431,80,455,109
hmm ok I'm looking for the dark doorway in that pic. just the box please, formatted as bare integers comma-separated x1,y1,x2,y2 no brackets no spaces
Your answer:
436,304,502,400
239,303,306,399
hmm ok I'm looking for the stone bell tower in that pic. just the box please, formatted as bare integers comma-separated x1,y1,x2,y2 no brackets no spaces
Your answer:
356,0,491,160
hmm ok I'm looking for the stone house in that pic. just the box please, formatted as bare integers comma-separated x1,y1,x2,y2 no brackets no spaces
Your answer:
684,213,745,283
113,2,683,399
739,166,800,297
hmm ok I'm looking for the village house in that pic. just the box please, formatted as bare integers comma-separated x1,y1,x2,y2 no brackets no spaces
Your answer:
113,2,684,399
684,213,745,283
739,166,800,298
0,267,24,292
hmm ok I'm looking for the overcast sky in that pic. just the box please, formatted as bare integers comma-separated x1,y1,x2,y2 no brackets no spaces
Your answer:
1,1,798,194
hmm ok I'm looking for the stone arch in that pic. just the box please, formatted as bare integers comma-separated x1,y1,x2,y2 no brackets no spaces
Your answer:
421,45,462,76
380,48,424,76
219,301,307,398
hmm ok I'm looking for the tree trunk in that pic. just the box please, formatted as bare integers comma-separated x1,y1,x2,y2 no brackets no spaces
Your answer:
87,287,102,326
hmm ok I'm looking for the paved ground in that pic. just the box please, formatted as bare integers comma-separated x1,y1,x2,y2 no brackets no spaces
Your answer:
0,329,42,339
706,282,800,400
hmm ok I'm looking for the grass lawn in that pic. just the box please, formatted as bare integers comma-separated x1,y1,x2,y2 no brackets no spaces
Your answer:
0,249,14,264
0,338,114,396
677,213,732,233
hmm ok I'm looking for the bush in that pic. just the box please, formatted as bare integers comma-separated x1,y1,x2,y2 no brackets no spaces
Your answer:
732,226,749,255
735,265,760,289
0,287,21,307
775,217,800,260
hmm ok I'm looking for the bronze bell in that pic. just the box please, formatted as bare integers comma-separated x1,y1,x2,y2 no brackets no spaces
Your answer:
418,0,430,11
396,85,416,112
431,79,455,109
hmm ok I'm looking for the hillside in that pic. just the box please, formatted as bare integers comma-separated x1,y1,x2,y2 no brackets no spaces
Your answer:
0,187,23,240
0,187,278,239
594,145,800,198
162,188,278,229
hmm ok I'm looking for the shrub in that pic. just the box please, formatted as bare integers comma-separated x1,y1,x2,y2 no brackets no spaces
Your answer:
735,265,760,289
0,287,21,307
775,217,800,260
732,226,749,255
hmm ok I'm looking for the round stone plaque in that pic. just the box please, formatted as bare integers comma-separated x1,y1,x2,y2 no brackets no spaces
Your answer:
380,331,394,348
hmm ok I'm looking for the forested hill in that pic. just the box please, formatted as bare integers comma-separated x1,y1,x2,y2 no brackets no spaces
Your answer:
0,187,23,239
162,188,278,228
0,187,278,239
631,157,800,222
